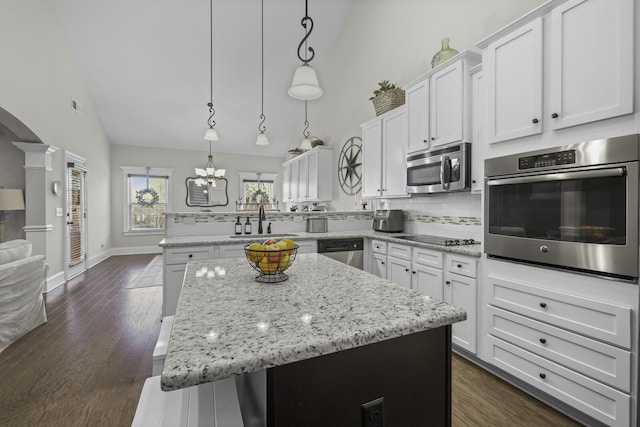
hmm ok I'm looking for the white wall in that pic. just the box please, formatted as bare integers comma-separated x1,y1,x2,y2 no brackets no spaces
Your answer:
0,0,112,277
307,0,547,212
110,144,283,250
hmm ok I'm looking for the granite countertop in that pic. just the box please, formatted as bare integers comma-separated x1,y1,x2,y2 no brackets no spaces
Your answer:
160,230,482,257
160,254,467,391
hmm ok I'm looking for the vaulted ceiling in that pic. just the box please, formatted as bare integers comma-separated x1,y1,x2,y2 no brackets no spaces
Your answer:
52,0,352,157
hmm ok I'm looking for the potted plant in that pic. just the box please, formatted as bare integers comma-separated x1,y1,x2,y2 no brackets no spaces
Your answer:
369,80,405,116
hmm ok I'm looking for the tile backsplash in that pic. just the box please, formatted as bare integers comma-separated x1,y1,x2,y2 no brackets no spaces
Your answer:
374,192,482,240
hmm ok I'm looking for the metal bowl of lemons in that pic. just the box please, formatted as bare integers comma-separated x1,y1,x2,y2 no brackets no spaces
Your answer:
244,237,298,283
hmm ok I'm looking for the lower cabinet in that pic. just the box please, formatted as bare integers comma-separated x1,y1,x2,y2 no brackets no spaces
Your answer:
484,261,634,426
369,239,478,354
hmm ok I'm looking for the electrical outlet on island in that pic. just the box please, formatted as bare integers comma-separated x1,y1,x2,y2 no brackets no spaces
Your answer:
361,397,384,427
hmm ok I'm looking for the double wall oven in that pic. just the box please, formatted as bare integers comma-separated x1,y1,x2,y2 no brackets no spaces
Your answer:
484,134,639,280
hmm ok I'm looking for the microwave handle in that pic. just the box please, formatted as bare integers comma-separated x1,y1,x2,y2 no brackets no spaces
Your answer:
440,155,451,190
487,167,626,186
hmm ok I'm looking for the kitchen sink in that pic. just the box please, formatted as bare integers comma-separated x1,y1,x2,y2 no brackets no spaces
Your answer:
228,233,299,238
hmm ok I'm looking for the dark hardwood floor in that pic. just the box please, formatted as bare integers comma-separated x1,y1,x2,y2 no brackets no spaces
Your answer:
0,254,582,426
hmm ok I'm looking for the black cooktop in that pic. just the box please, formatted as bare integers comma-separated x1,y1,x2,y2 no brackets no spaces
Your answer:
395,235,477,246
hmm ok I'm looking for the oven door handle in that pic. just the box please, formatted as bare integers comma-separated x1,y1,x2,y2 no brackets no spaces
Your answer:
441,155,451,190
487,167,626,186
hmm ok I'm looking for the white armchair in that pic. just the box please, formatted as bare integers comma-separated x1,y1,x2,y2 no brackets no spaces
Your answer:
0,240,48,353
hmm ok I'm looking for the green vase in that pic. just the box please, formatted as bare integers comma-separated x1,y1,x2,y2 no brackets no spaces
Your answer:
431,38,459,68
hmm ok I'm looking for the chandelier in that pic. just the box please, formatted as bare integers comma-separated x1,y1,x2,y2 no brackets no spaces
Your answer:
195,140,225,186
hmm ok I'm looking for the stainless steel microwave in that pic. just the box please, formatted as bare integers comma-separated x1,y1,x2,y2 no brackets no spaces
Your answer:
406,142,471,194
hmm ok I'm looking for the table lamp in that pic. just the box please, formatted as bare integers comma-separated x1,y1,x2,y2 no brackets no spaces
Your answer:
0,188,25,242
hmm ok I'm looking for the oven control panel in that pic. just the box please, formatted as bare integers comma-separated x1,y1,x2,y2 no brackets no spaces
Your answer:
519,150,576,169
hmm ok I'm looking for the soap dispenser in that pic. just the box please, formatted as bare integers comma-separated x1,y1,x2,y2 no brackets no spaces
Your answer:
235,216,242,235
244,217,252,234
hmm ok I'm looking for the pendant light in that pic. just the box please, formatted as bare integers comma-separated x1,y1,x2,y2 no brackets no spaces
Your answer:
196,0,224,184
288,0,323,100
204,0,219,141
300,100,312,150
256,0,269,146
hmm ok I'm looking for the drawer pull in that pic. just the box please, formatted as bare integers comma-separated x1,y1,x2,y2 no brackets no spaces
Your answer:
381,261,385,265
405,268,410,272
445,280,451,285
412,271,416,274
539,373,546,380
539,338,547,344
188,254,193,258
539,302,547,308
456,263,462,268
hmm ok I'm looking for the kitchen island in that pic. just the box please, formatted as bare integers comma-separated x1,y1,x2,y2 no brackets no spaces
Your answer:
161,253,466,426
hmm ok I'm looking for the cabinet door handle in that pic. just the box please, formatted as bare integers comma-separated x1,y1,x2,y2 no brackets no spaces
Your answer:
188,254,193,258
539,338,547,344
532,118,539,124
405,268,410,272
381,261,385,265
423,139,428,143
431,137,435,141
551,113,559,119
539,373,546,380
539,302,547,308
412,271,416,274
471,179,476,184
457,264,462,268
445,280,451,285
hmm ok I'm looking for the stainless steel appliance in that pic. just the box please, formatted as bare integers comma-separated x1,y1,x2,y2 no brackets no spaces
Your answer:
317,238,364,270
372,209,404,232
485,134,639,279
406,142,471,194
396,235,477,246
306,217,328,233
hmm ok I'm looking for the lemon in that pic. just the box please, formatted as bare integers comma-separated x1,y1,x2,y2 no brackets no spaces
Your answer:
259,257,278,274
278,253,291,271
281,237,296,255
246,243,264,263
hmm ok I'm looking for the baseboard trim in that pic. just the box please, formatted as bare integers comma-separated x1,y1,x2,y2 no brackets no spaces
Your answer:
110,246,162,256
45,270,66,293
88,249,112,269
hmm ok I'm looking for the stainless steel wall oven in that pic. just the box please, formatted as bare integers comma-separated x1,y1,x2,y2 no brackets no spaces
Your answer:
484,135,639,280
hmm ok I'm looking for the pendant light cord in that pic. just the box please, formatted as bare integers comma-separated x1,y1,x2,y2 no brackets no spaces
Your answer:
207,0,216,129
258,0,266,133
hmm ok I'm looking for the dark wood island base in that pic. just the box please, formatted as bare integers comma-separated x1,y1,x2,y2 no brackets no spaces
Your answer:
266,326,452,427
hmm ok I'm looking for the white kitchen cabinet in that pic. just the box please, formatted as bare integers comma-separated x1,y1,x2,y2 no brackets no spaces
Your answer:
387,255,412,290
404,52,480,152
470,64,483,193
405,76,430,153
282,163,292,202
549,0,634,130
282,146,332,203
372,252,387,279
412,264,443,300
218,243,247,259
444,270,477,353
429,52,481,148
484,18,543,143
361,107,407,198
477,0,634,145
163,246,215,317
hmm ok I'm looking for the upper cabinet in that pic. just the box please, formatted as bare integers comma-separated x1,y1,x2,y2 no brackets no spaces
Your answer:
404,51,481,154
282,146,332,203
361,106,408,198
478,0,634,144
549,0,634,130
484,18,543,143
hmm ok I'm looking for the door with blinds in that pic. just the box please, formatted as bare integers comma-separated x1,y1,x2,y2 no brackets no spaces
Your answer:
66,160,87,279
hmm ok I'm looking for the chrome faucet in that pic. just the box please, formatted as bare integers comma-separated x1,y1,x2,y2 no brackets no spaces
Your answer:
258,204,265,234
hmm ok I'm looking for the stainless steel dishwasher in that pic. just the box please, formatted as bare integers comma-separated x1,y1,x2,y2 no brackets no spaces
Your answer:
317,238,364,270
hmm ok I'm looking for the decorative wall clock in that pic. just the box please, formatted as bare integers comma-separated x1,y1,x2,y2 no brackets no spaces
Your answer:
338,136,363,195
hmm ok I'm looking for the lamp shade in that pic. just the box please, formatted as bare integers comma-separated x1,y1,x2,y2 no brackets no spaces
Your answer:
300,138,312,150
288,64,323,100
204,128,219,141
256,133,270,146
0,189,25,211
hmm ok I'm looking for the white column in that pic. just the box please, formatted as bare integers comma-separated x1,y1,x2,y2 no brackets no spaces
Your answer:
12,142,57,256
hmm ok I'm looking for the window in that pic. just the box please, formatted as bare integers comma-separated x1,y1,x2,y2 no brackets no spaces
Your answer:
121,167,173,234
239,172,277,203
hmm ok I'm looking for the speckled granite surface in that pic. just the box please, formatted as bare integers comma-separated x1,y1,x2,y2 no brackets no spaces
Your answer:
160,254,467,391
160,230,482,257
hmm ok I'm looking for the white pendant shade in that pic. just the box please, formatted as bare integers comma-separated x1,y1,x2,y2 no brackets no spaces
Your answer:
288,64,323,100
204,128,219,141
256,133,269,146
300,138,312,150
